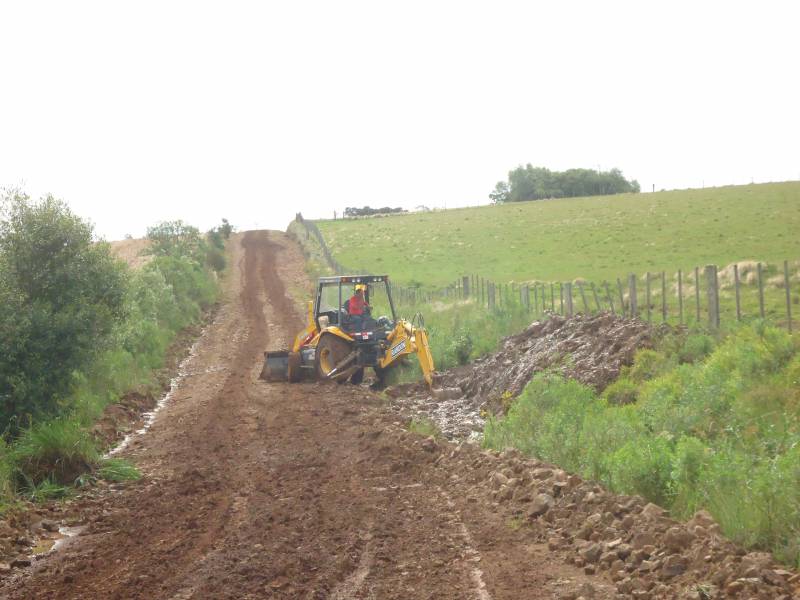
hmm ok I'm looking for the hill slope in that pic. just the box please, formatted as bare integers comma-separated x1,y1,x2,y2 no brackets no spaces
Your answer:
317,182,800,287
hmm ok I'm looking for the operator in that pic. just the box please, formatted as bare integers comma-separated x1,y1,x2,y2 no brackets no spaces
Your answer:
344,283,370,328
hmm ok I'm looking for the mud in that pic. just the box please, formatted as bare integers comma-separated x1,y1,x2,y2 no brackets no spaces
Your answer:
389,313,655,439
1,231,796,599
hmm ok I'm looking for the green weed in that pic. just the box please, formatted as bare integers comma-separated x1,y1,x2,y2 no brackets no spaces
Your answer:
97,458,141,482
408,417,442,439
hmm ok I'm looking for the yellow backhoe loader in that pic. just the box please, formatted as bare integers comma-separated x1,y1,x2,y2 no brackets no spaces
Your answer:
260,275,434,387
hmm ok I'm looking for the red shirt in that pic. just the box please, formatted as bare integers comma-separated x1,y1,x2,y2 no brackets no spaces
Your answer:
348,294,367,315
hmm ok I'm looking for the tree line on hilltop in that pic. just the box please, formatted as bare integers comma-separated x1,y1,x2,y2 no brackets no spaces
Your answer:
490,165,640,203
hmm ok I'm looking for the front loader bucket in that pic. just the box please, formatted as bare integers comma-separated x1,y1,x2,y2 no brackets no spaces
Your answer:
260,350,289,381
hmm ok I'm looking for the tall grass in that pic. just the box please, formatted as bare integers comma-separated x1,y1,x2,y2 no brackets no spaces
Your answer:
484,323,800,566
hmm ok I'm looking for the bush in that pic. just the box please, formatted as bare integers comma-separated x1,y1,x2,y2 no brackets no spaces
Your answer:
602,377,638,405
0,192,127,431
678,333,715,364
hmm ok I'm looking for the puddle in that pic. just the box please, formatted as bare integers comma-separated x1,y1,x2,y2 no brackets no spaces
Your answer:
104,327,211,458
32,526,86,558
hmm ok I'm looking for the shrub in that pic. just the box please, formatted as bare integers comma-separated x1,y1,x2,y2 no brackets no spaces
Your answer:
602,377,638,405
678,332,715,364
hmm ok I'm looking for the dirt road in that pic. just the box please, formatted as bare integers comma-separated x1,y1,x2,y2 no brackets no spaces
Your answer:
0,232,694,598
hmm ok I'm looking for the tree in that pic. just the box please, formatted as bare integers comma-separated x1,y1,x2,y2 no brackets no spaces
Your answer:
488,181,510,204
0,191,127,430
145,220,205,261
491,165,640,203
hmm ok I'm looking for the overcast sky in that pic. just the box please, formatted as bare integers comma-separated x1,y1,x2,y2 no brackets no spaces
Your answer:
1,1,798,240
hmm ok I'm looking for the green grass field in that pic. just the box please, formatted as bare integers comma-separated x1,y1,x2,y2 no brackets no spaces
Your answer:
317,182,800,288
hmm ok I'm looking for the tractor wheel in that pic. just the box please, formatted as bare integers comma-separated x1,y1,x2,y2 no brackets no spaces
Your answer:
315,334,352,382
287,351,302,383
350,368,364,385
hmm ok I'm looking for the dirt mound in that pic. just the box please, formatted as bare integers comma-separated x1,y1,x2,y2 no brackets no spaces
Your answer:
388,313,654,439
107,238,151,269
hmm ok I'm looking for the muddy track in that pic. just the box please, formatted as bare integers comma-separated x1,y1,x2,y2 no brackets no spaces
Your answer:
0,231,690,599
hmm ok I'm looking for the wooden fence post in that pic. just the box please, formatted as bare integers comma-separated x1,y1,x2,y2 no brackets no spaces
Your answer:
757,262,765,319
628,274,638,318
559,283,564,315
578,282,589,314
565,282,574,316
705,264,720,329
661,271,667,322
533,284,538,314
785,260,793,334
550,283,555,312
678,269,684,325
645,272,652,322
694,266,701,323
617,278,626,316
591,283,602,313
462,276,470,298
604,281,615,314
488,282,495,309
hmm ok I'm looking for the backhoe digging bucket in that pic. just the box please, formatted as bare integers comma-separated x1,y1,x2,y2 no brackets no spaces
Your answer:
260,350,289,381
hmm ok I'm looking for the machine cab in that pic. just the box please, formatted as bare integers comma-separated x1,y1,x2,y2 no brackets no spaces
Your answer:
314,275,397,334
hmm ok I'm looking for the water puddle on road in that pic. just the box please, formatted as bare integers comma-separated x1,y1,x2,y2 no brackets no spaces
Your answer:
32,526,87,557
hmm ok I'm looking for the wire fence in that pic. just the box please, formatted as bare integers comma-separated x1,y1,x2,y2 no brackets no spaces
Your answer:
293,214,797,333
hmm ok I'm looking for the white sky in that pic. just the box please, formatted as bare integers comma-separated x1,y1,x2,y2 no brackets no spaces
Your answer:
1,1,798,240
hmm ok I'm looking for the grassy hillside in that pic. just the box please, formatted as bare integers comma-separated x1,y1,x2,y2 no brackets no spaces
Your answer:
317,182,800,287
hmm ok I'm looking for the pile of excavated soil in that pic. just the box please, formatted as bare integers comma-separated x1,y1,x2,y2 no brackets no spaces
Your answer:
388,313,655,439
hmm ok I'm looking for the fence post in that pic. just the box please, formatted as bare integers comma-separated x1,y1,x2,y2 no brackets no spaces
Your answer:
757,262,765,319
694,266,701,323
489,282,496,309
591,283,602,313
706,264,720,329
661,271,667,323
533,284,538,314
565,282,574,316
678,270,684,325
785,260,793,334
559,283,564,315
628,274,638,318
645,272,652,322
462,275,470,299
578,282,589,314
604,281,615,314
617,278,626,316
550,283,555,312
524,284,531,311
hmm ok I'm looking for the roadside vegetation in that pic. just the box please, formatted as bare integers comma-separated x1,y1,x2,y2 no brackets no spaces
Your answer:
0,190,230,509
484,322,800,567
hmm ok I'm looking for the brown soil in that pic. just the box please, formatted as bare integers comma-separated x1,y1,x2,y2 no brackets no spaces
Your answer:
1,231,796,599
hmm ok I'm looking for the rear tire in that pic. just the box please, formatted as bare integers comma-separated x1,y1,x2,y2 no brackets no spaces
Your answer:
315,334,353,382
287,351,302,383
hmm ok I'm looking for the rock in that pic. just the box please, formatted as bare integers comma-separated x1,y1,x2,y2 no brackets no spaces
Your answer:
632,532,656,549
0,562,11,573
663,526,695,552
725,580,744,595
687,509,717,529
740,552,771,572
432,387,462,400
496,486,513,502
583,565,595,575
548,537,565,551
490,471,509,489
616,543,632,560
580,543,603,564
11,558,31,568
531,467,553,480
640,503,667,520
527,493,553,518
576,582,596,599
585,513,603,526
660,555,687,578
420,436,437,452
41,519,58,532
